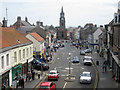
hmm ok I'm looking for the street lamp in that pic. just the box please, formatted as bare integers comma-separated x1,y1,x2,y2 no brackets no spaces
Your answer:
68,53,71,75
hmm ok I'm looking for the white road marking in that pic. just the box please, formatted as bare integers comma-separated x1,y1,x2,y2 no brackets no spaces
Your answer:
61,74,65,76
63,82,67,89
81,67,85,69
65,68,73,70
57,58,60,59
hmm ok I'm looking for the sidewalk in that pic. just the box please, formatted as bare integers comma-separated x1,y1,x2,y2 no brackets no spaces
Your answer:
92,50,120,88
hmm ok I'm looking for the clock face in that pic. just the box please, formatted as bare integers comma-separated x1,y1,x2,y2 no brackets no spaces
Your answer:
61,18,64,20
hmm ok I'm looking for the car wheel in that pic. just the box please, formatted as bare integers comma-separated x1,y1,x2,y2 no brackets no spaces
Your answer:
56,78,58,81
48,79,49,81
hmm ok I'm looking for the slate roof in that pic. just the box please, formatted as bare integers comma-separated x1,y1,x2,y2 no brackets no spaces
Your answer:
30,32,44,42
0,27,32,49
17,26,35,34
21,21,31,26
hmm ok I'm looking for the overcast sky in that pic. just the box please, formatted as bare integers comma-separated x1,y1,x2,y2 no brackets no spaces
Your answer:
0,0,119,27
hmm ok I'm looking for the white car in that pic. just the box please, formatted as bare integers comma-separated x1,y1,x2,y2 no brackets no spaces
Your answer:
80,51,85,55
80,72,92,84
48,70,59,80
83,56,92,65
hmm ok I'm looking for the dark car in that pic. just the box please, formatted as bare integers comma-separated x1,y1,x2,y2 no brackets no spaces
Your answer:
32,59,49,70
72,56,79,63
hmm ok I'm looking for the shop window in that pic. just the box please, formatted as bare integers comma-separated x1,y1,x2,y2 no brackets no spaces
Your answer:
6,54,9,66
1,56,4,69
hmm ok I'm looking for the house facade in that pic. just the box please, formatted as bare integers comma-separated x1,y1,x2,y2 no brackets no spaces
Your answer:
0,27,33,88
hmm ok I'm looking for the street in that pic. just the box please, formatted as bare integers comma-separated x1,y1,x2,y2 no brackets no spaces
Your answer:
37,41,96,89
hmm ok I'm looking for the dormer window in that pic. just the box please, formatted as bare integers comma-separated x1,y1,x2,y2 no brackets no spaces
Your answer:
17,40,21,43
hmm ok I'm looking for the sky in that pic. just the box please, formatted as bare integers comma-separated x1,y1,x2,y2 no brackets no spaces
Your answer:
0,0,119,27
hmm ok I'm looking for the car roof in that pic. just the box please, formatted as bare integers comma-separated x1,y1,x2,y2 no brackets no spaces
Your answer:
41,82,51,86
50,70,57,72
82,72,90,74
84,56,92,58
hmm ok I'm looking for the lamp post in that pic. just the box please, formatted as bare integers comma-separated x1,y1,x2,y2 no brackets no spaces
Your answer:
69,53,71,75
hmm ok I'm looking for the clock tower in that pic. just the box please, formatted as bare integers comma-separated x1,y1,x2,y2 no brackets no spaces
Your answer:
57,6,67,40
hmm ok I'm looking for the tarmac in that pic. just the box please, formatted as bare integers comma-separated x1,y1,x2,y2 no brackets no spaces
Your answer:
21,48,120,89
92,49,120,89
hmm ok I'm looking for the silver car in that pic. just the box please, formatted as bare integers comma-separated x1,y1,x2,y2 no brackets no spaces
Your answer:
80,72,92,84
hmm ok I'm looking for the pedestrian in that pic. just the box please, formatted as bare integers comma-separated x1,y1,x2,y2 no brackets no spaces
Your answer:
13,78,17,88
21,77,24,88
37,71,41,79
32,70,35,80
102,64,105,73
19,77,22,88
28,71,32,81
10,85,14,90
2,83,6,90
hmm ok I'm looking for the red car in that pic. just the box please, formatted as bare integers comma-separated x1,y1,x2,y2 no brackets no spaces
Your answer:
39,82,56,90
48,70,59,81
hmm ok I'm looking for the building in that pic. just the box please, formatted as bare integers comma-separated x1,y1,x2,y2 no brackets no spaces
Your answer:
57,7,67,40
0,27,33,88
105,2,120,82
26,32,45,59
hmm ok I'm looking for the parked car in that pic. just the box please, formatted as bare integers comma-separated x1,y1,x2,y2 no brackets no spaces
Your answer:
80,51,85,55
80,72,92,84
32,59,49,70
84,48,92,53
39,82,56,90
72,56,79,63
48,70,59,81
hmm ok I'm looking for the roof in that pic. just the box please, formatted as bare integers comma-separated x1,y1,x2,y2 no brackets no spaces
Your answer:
21,21,31,26
50,70,57,72
17,26,35,34
0,27,32,49
30,32,44,42
83,72,90,74
41,82,51,86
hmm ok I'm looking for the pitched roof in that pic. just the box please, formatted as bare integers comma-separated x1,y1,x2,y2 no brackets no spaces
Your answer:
0,27,32,49
21,21,31,26
30,32,44,42
17,26,35,34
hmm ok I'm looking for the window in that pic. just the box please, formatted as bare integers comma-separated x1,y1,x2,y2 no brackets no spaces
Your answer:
14,52,17,62
1,56,4,69
30,47,32,55
62,32,64,38
115,16,117,23
27,48,28,57
23,49,25,58
1,56,4,68
6,54,9,66
19,50,21,60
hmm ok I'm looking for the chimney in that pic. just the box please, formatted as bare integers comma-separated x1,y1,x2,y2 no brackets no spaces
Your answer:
2,17,7,27
40,22,43,26
25,17,28,22
36,21,40,26
17,16,21,22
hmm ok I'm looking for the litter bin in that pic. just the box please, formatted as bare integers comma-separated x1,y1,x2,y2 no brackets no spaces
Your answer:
96,61,99,65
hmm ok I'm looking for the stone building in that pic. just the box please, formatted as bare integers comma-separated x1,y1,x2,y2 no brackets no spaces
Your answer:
57,7,67,40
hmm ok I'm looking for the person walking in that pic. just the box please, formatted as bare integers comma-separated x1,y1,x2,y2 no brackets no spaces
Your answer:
37,71,41,79
19,77,22,88
21,77,24,88
28,71,31,81
2,83,6,90
32,70,35,80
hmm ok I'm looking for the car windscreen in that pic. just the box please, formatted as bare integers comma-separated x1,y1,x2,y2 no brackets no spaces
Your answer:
82,73,90,77
40,86,49,89
49,72,56,74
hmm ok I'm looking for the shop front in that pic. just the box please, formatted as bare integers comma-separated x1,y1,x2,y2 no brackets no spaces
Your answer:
1,70,10,88
22,62,27,82
12,64,22,86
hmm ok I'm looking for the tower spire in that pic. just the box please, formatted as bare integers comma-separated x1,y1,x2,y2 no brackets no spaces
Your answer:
61,6,63,13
